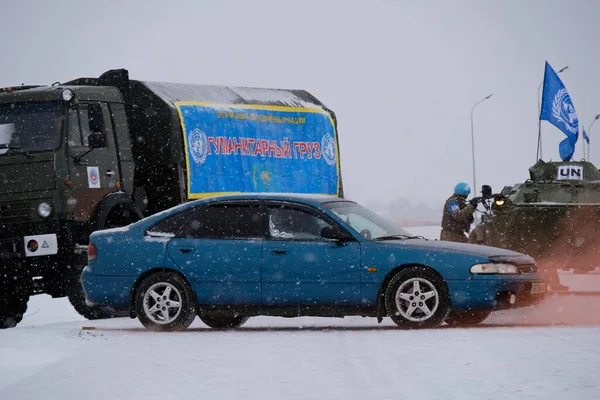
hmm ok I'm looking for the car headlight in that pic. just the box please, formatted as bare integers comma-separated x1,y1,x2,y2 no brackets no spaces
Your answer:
37,202,52,218
470,263,520,274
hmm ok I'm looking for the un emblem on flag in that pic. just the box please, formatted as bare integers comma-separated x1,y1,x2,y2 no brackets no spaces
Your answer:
552,88,579,135
188,128,208,165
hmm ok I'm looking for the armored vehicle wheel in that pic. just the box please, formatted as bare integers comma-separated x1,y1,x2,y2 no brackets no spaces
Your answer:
0,279,30,329
445,309,492,326
199,315,250,329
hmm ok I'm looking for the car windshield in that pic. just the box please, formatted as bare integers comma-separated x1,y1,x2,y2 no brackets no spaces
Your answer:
0,102,64,155
322,200,416,240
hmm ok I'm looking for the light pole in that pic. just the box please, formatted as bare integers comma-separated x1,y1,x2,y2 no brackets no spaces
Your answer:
471,93,493,198
588,114,600,161
536,65,569,160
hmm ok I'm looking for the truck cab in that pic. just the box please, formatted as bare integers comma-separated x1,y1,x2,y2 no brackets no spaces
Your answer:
0,82,142,326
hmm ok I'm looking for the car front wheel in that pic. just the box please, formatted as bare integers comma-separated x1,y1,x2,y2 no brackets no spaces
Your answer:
384,266,450,329
135,272,196,332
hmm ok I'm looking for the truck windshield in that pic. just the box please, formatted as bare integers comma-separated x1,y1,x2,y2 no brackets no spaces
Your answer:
0,102,64,155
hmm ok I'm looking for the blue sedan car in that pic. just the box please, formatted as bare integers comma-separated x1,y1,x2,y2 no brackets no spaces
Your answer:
82,194,547,331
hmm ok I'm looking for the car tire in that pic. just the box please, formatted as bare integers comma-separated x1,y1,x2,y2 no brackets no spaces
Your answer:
445,309,492,326
0,280,29,329
384,266,450,329
199,315,249,329
135,272,196,332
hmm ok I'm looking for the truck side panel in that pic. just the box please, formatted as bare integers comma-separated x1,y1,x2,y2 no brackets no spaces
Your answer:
175,102,341,199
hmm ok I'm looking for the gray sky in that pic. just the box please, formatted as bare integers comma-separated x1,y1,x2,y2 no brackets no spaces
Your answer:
1,0,598,205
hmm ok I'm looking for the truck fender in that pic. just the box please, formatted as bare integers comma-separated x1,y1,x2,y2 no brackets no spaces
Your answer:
133,187,148,213
92,191,143,230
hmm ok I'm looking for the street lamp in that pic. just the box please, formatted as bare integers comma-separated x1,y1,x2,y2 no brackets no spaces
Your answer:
471,93,493,198
536,65,569,160
588,114,600,161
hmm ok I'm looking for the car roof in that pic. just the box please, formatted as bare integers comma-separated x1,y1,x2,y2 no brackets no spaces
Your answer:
195,193,353,206
121,193,356,232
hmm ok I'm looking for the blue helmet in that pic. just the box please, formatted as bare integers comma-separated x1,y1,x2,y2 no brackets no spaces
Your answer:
454,182,471,196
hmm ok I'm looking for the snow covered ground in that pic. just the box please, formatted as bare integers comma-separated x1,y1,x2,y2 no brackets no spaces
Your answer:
1,225,600,400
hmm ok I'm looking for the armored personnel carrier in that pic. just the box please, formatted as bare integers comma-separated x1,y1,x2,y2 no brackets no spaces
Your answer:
472,160,600,275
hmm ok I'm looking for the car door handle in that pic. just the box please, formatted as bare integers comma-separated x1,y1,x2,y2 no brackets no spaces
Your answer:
270,249,289,255
178,247,194,254
106,170,115,176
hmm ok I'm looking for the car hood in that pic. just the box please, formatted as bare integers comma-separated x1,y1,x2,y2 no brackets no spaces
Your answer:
384,239,536,264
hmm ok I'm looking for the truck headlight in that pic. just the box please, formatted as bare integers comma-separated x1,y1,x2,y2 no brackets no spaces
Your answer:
62,89,74,101
470,263,520,274
37,202,52,218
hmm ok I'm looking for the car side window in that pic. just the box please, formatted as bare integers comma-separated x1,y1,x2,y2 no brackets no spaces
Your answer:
267,205,334,241
179,203,264,240
146,208,198,237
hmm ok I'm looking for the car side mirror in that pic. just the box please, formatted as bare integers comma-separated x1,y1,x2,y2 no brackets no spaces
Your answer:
88,131,106,149
321,226,343,241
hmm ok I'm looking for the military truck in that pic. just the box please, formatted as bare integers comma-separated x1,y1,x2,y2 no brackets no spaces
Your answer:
0,69,343,328
471,160,600,276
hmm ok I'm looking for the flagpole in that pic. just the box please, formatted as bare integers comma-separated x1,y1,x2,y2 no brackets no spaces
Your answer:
581,126,585,160
589,115,600,162
470,93,493,203
537,65,569,161
537,80,544,160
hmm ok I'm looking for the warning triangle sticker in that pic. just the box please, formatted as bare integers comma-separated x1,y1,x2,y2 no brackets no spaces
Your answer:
42,241,49,248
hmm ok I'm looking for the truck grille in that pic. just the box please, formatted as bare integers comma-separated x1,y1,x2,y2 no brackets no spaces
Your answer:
518,264,538,273
0,201,31,224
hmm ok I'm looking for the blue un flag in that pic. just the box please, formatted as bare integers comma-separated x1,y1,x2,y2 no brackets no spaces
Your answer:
540,62,579,161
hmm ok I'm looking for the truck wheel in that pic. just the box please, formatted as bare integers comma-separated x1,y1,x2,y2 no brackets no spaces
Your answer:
445,309,492,326
199,315,249,329
384,266,450,329
0,279,30,329
67,203,141,320
68,279,128,320
134,272,196,332
103,204,140,230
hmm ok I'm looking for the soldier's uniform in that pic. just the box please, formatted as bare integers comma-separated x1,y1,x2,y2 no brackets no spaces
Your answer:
468,221,487,245
440,195,476,243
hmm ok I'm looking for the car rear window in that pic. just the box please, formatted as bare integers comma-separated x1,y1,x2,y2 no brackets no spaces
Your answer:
147,208,198,237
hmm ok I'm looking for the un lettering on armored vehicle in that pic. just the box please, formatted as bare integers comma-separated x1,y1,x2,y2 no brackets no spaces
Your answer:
0,69,342,328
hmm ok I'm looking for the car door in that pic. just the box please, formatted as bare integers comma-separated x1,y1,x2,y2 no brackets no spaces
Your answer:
66,103,121,223
166,201,265,305
262,201,362,306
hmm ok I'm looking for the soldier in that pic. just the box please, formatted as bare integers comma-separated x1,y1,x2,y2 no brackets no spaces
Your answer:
440,182,478,243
